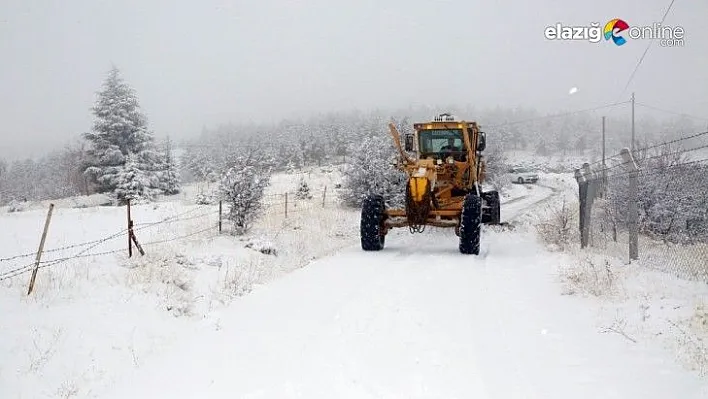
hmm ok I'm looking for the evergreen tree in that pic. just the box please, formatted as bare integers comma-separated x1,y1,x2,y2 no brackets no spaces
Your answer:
295,176,312,200
160,136,181,195
113,153,159,204
83,67,162,199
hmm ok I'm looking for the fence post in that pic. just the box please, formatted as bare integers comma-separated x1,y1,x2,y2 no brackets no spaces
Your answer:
284,192,288,218
322,186,327,208
218,200,223,234
127,199,133,258
27,203,55,295
620,148,639,261
575,168,589,248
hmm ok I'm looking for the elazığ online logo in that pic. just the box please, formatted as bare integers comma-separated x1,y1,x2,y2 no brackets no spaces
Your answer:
544,18,685,47
604,18,630,46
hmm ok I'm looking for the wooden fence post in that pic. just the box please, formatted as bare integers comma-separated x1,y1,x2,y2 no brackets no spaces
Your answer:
574,169,589,249
27,203,55,295
620,148,639,261
127,198,145,257
218,200,223,234
127,199,133,257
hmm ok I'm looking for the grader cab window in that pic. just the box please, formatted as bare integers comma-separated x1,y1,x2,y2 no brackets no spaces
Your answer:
418,129,464,156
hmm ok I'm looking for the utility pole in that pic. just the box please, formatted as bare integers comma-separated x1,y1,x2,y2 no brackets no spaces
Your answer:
631,92,636,153
601,116,607,197
602,116,606,168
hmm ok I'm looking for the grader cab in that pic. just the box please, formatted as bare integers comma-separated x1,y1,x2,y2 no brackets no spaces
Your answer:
360,113,501,255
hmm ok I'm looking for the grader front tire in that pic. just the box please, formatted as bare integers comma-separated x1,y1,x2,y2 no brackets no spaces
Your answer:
459,193,482,255
360,195,386,251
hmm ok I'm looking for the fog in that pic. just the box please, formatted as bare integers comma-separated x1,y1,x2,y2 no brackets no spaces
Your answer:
1,0,707,159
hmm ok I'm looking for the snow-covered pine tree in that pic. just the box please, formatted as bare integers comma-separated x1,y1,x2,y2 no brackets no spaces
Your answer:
295,176,312,200
340,134,407,208
160,136,181,195
219,156,272,235
83,67,162,199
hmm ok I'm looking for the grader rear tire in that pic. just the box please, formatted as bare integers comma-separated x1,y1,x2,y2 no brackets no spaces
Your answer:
459,193,482,255
360,194,386,251
482,190,501,225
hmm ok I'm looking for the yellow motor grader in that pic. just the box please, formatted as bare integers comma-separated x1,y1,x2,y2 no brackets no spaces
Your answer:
360,113,500,255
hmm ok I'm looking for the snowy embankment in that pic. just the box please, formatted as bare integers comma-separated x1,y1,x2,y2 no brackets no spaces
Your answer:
0,166,360,398
531,172,708,379
98,174,708,399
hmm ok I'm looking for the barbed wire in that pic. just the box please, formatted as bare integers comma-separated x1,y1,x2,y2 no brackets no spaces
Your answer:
0,194,347,282
0,226,219,282
601,157,708,180
591,142,708,174
0,206,216,264
585,130,708,169
0,228,128,263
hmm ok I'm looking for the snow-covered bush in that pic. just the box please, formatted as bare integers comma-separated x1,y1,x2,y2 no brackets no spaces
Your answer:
6,199,26,213
604,144,708,244
295,177,312,200
483,143,510,193
219,158,271,235
113,154,161,204
536,197,576,251
244,238,277,256
560,257,618,297
195,191,216,205
340,134,407,207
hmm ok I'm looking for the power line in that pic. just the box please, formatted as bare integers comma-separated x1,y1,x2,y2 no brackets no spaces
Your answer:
636,103,708,122
485,101,630,128
615,0,678,101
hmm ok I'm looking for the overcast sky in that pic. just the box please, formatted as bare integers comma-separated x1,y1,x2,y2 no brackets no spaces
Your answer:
1,0,706,159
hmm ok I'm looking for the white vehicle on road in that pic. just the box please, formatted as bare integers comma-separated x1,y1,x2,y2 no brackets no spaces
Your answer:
509,166,539,184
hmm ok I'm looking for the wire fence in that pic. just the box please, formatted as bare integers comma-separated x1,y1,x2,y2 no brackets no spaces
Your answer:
575,130,708,282
0,185,347,290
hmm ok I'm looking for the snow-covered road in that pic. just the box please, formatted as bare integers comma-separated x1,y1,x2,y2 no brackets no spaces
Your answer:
97,183,708,399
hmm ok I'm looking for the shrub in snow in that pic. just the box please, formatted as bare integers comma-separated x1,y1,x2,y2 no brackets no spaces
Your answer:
295,177,312,200
536,197,575,251
7,199,26,213
219,158,271,235
560,257,617,297
340,134,407,208
482,144,510,193
244,238,277,256
195,191,216,205
604,145,708,244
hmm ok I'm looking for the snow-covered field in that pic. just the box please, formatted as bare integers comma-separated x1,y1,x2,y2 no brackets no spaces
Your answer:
2,167,708,398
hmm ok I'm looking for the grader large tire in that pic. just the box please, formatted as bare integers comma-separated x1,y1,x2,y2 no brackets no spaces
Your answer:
459,193,482,255
482,190,501,225
360,194,386,251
